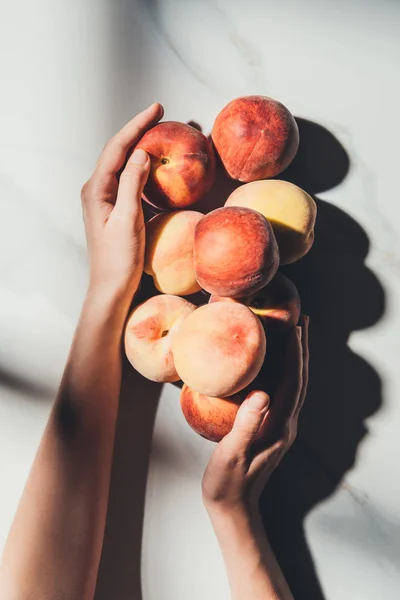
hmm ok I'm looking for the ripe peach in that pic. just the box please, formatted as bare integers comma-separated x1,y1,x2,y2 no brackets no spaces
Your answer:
180,385,244,442
124,295,195,382
172,302,266,397
144,211,203,296
226,180,317,264
193,206,279,297
210,272,301,330
135,121,216,210
212,96,299,182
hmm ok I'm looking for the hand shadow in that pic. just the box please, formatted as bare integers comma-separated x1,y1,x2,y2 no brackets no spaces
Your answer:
94,282,163,600
259,119,385,600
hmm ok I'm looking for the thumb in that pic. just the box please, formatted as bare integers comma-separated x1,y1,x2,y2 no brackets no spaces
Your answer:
223,391,270,456
114,148,150,218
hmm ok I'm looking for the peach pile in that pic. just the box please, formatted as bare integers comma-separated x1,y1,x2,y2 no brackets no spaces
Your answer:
124,95,315,441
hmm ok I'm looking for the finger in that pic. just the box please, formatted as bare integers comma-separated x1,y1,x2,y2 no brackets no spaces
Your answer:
95,103,163,179
248,437,286,479
275,325,303,419
294,314,310,418
113,148,150,218
222,391,270,458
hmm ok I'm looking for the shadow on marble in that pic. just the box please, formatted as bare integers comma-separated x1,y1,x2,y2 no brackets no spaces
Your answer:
261,119,385,600
0,366,53,401
95,362,162,600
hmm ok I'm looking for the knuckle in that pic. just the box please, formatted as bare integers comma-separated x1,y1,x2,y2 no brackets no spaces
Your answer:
103,137,116,153
80,181,92,204
218,444,244,470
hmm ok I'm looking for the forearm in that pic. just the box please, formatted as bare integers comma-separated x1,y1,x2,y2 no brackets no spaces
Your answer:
209,507,293,600
0,286,130,600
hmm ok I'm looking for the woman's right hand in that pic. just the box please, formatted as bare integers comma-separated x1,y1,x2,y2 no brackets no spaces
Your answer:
202,316,309,517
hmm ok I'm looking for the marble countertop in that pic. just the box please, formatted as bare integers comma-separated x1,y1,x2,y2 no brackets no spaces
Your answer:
1,1,400,599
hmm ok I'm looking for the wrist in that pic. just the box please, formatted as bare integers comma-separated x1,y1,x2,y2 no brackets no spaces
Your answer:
84,282,136,329
204,492,260,522
208,504,266,565
207,502,260,536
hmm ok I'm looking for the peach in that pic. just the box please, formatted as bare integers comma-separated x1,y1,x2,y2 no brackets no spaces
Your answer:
212,96,299,182
135,121,216,210
226,180,317,264
210,272,301,330
144,211,203,296
172,302,266,397
124,295,195,382
193,206,279,297
180,385,244,442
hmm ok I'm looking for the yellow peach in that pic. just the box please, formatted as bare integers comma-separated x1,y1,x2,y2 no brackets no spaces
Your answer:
225,180,317,264
145,211,203,296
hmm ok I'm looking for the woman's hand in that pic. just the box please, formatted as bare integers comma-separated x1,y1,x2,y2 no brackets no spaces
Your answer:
202,316,309,517
81,102,163,303
202,318,309,600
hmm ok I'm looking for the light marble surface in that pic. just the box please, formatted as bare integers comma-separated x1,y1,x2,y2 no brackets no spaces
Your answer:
1,1,400,599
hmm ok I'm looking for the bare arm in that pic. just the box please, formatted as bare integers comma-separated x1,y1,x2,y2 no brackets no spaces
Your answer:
203,320,309,600
0,103,163,600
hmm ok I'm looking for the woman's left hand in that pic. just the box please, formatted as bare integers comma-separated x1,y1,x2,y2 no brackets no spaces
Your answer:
81,102,164,303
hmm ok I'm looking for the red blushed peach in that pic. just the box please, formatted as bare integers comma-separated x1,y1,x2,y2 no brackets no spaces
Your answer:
226,180,317,265
135,121,216,210
193,206,279,297
180,385,244,442
124,295,196,382
172,302,266,397
210,273,301,331
144,211,203,296
212,96,299,182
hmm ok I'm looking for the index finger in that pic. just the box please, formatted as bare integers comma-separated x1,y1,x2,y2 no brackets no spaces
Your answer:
95,103,164,179
294,314,310,417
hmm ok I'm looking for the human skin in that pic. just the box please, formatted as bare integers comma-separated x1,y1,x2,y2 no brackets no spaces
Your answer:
0,102,164,600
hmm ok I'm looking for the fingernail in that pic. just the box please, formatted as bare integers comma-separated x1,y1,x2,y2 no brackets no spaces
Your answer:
130,148,148,165
248,392,269,411
150,102,164,118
